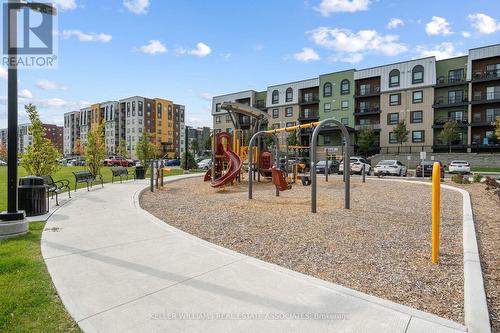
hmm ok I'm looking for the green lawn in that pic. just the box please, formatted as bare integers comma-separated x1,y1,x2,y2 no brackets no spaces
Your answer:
470,167,500,173
0,222,81,332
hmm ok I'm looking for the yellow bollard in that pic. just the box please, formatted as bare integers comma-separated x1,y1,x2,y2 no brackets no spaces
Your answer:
432,162,441,264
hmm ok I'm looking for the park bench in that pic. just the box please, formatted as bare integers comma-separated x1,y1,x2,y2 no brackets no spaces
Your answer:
111,166,135,183
73,171,103,192
42,175,71,206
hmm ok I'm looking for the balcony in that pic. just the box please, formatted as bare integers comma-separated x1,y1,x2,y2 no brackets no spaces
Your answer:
252,101,267,110
432,95,468,108
435,75,467,87
471,91,500,104
299,94,320,105
432,117,469,128
298,110,319,121
354,121,381,131
471,69,500,82
354,86,381,97
353,107,381,116
470,114,499,127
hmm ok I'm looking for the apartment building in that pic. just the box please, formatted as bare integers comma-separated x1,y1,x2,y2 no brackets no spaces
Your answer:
63,111,80,156
1,123,63,154
64,95,185,159
211,43,500,155
212,90,261,137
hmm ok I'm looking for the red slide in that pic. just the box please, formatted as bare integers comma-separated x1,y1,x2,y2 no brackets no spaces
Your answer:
211,150,242,188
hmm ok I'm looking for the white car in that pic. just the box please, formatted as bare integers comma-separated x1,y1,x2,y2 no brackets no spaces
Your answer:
448,160,471,174
374,160,407,176
197,158,212,170
339,156,371,175
0,160,6,166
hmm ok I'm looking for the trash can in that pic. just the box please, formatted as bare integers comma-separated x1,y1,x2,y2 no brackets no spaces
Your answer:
135,166,145,179
18,176,47,217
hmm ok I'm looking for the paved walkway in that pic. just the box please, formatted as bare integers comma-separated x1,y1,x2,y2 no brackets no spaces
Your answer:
41,175,467,333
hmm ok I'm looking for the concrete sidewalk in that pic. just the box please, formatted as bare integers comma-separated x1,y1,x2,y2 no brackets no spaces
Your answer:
42,174,467,333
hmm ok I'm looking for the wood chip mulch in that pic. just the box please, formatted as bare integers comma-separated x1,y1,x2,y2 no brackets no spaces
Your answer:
140,177,465,323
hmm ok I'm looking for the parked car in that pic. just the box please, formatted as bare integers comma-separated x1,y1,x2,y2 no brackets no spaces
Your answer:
316,160,340,174
448,160,471,174
0,160,6,166
69,157,85,166
373,160,407,176
104,156,134,167
166,159,181,167
197,158,212,170
416,160,445,178
339,156,371,175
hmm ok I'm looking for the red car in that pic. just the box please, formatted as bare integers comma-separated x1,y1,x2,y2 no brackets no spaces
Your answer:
104,156,134,167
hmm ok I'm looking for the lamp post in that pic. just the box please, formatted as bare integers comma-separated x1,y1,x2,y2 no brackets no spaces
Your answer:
0,1,56,223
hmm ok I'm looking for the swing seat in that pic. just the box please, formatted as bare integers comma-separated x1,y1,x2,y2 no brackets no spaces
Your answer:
272,166,292,191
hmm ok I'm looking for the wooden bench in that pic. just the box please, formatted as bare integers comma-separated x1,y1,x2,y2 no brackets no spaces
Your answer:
111,166,135,183
73,171,103,192
42,175,71,206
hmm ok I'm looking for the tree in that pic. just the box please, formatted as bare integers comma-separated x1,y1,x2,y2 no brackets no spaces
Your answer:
180,151,197,169
20,104,61,176
203,137,212,151
190,139,199,155
136,132,156,168
73,138,83,156
85,124,105,177
287,132,298,146
393,120,409,151
116,140,130,158
357,127,376,157
0,143,7,161
438,119,461,153
495,115,500,140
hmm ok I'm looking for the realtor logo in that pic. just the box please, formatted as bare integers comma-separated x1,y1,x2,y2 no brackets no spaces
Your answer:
2,2,58,68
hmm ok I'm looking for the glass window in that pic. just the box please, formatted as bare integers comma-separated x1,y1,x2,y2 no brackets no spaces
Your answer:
486,108,500,122
324,103,331,112
486,63,500,77
324,135,332,144
389,69,400,87
226,115,231,122
341,79,350,95
412,65,424,84
285,107,293,117
388,112,399,125
389,132,397,144
389,93,400,106
448,90,464,104
272,90,279,104
323,82,332,97
341,100,349,109
449,68,464,83
285,88,293,102
412,130,424,143
286,122,295,127
216,103,221,112
157,104,162,119
411,111,423,123
341,118,349,125
359,84,370,96
272,123,280,129
215,116,221,124
486,86,500,100
272,108,279,118
412,90,423,103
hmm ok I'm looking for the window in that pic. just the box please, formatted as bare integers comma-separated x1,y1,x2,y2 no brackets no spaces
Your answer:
324,135,332,145
341,100,349,109
389,93,400,106
412,65,424,84
285,107,293,117
286,122,295,127
216,103,221,112
340,79,350,95
449,111,465,121
412,130,424,143
341,118,349,126
359,101,370,112
410,111,423,124
323,82,332,97
387,112,399,125
486,63,500,77
157,103,162,119
226,115,231,122
359,84,370,96
285,88,293,102
448,90,464,104
486,86,500,100
486,108,500,122
389,132,397,144
324,103,331,112
389,69,400,87
412,90,423,103
272,90,279,104
215,116,221,124
126,103,130,117
272,123,280,129
272,108,279,118
449,68,464,83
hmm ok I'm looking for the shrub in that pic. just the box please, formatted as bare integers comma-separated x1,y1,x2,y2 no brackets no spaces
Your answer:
85,124,105,177
451,174,464,184
484,176,500,190
472,173,482,183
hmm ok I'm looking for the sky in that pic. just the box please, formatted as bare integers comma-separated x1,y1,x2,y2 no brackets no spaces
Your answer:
0,0,499,129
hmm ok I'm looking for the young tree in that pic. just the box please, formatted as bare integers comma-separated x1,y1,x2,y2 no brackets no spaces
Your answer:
357,127,376,157
0,143,7,161
73,138,83,156
438,119,461,153
190,139,199,155
116,141,130,158
180,151,197,170
20,104,61,176
287,132,298,146
136,132,156,168
85,124,106,177
495,115,500,139
203,137,212,151
393,120,409,151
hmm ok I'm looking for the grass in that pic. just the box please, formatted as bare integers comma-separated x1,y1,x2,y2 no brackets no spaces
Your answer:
470,167,500,173
0,222,81,332
0,165,206,212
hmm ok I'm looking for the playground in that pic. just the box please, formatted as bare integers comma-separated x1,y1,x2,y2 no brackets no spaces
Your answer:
140,175,465,323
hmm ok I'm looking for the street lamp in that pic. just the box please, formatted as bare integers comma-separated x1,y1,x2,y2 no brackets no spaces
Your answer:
0,1,56,223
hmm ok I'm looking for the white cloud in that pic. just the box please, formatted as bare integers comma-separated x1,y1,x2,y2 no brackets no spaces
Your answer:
387,18,404,29
315,0,370,16
36,79,67,91
220,53,232,60
0,67,6,81
53,0,77,11
42,98,68,108
468,13,500,34
63,30,112,43
123,0,150,15
308,27,407,57
200,92,214,101
425,16,453,36
416,42,463,60
293,48,320,62
177,42,212,57
341,53,363,63
139,40,167,55
19,89,33,99
461,31,472,38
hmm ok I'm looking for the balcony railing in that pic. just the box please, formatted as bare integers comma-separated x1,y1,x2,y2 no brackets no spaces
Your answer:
433,117,469,127
299,94,320,104
433,95,468,106
471,114,500,125
355,86,380,96
298,110,319,120
472,69,500,81
354,107,381,115
354,121,381,130
252,102,267,110
435,75,466,86
472,91,500,102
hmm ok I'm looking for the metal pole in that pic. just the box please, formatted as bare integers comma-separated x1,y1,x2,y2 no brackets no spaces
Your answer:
248,131,280,200
362,164,366,183
325,157,329,182
150,160,154,192
184,126,189,172
155,160,159,188
257,136,260,182
160,168,164,187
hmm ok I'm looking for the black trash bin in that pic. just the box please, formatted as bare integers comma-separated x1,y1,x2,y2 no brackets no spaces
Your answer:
18,176,47,217
135,166,145,179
